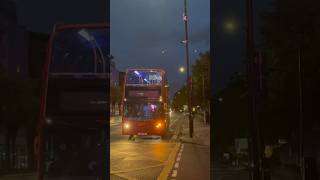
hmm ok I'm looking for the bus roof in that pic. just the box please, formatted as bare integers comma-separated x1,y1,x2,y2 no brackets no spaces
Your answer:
125,68,166,74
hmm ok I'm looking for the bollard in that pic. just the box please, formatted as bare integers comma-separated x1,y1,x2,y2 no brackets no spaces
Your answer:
262,157,271,180
304,157,318,180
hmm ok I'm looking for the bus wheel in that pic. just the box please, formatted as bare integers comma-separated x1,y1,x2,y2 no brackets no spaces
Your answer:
128,135,134,141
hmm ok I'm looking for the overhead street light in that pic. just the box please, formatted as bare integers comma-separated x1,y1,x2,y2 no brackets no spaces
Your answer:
78,29,106,73
179,66,185,73
224,19,236,33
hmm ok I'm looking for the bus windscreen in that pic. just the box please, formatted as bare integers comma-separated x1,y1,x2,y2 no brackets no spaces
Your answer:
123,101,163,120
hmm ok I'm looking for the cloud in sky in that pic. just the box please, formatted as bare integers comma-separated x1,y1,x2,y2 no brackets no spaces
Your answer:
111,0,210,96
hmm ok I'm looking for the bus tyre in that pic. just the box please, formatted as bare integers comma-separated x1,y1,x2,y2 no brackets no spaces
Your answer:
128,135,134,141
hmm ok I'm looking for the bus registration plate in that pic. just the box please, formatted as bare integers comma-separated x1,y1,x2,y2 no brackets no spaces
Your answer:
138,132,147,135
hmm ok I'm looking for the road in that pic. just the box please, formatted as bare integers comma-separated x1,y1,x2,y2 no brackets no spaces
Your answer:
110,112,185,180
212,165,249,180
0,112,211,180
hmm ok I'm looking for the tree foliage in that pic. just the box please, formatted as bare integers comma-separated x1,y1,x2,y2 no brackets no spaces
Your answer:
191,52,210,108
212,72,249,151
110,85,121,115
171,85,187,111
171,52,210,111
261,0,320,142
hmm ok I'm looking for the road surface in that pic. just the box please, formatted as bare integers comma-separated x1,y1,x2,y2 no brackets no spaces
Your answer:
110,112,185,180
0,112,212,180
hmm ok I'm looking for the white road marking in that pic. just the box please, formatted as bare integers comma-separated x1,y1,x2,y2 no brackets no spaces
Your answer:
170,143,184,179
176,156,181,162
174,162,179,169
169,114,182,129
172,170,178,177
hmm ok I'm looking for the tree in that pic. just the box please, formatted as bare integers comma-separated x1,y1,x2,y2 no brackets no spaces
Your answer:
212,72,249,152
171,85,187,111
191,52,210,108
172,52,210,112
110,85,121,116
261,0,320,143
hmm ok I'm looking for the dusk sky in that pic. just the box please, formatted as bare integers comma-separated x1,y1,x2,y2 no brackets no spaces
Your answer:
16,0,108,32
15,0,272,96
111,0,209,97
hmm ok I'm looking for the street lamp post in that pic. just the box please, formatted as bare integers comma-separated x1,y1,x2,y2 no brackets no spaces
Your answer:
298,48,305,180
182,0,193,138
246,0,261,179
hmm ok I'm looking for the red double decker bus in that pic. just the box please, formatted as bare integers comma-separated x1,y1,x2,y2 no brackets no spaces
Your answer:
121,68,170,139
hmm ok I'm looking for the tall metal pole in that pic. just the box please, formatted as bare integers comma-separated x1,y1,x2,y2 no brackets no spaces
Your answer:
202,73,207,124
202,73,205,106
246,0,260,179
183,0,193,137
298,48,304,180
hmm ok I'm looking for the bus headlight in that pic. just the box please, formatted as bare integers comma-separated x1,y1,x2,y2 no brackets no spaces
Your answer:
156,122,162,129
124,123,130,129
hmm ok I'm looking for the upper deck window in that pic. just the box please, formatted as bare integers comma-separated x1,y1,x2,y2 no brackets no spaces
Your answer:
126,70,162,85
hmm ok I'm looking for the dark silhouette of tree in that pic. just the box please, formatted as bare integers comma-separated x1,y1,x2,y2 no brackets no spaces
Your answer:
191,52,210,109
172,52,210,112
171,86,187,111
261,0,320,147
110,85,121,116
212,72,249,153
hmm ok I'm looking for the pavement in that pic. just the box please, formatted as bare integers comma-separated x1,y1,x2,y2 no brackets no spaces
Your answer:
167,113,211,180
211,165,300,180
